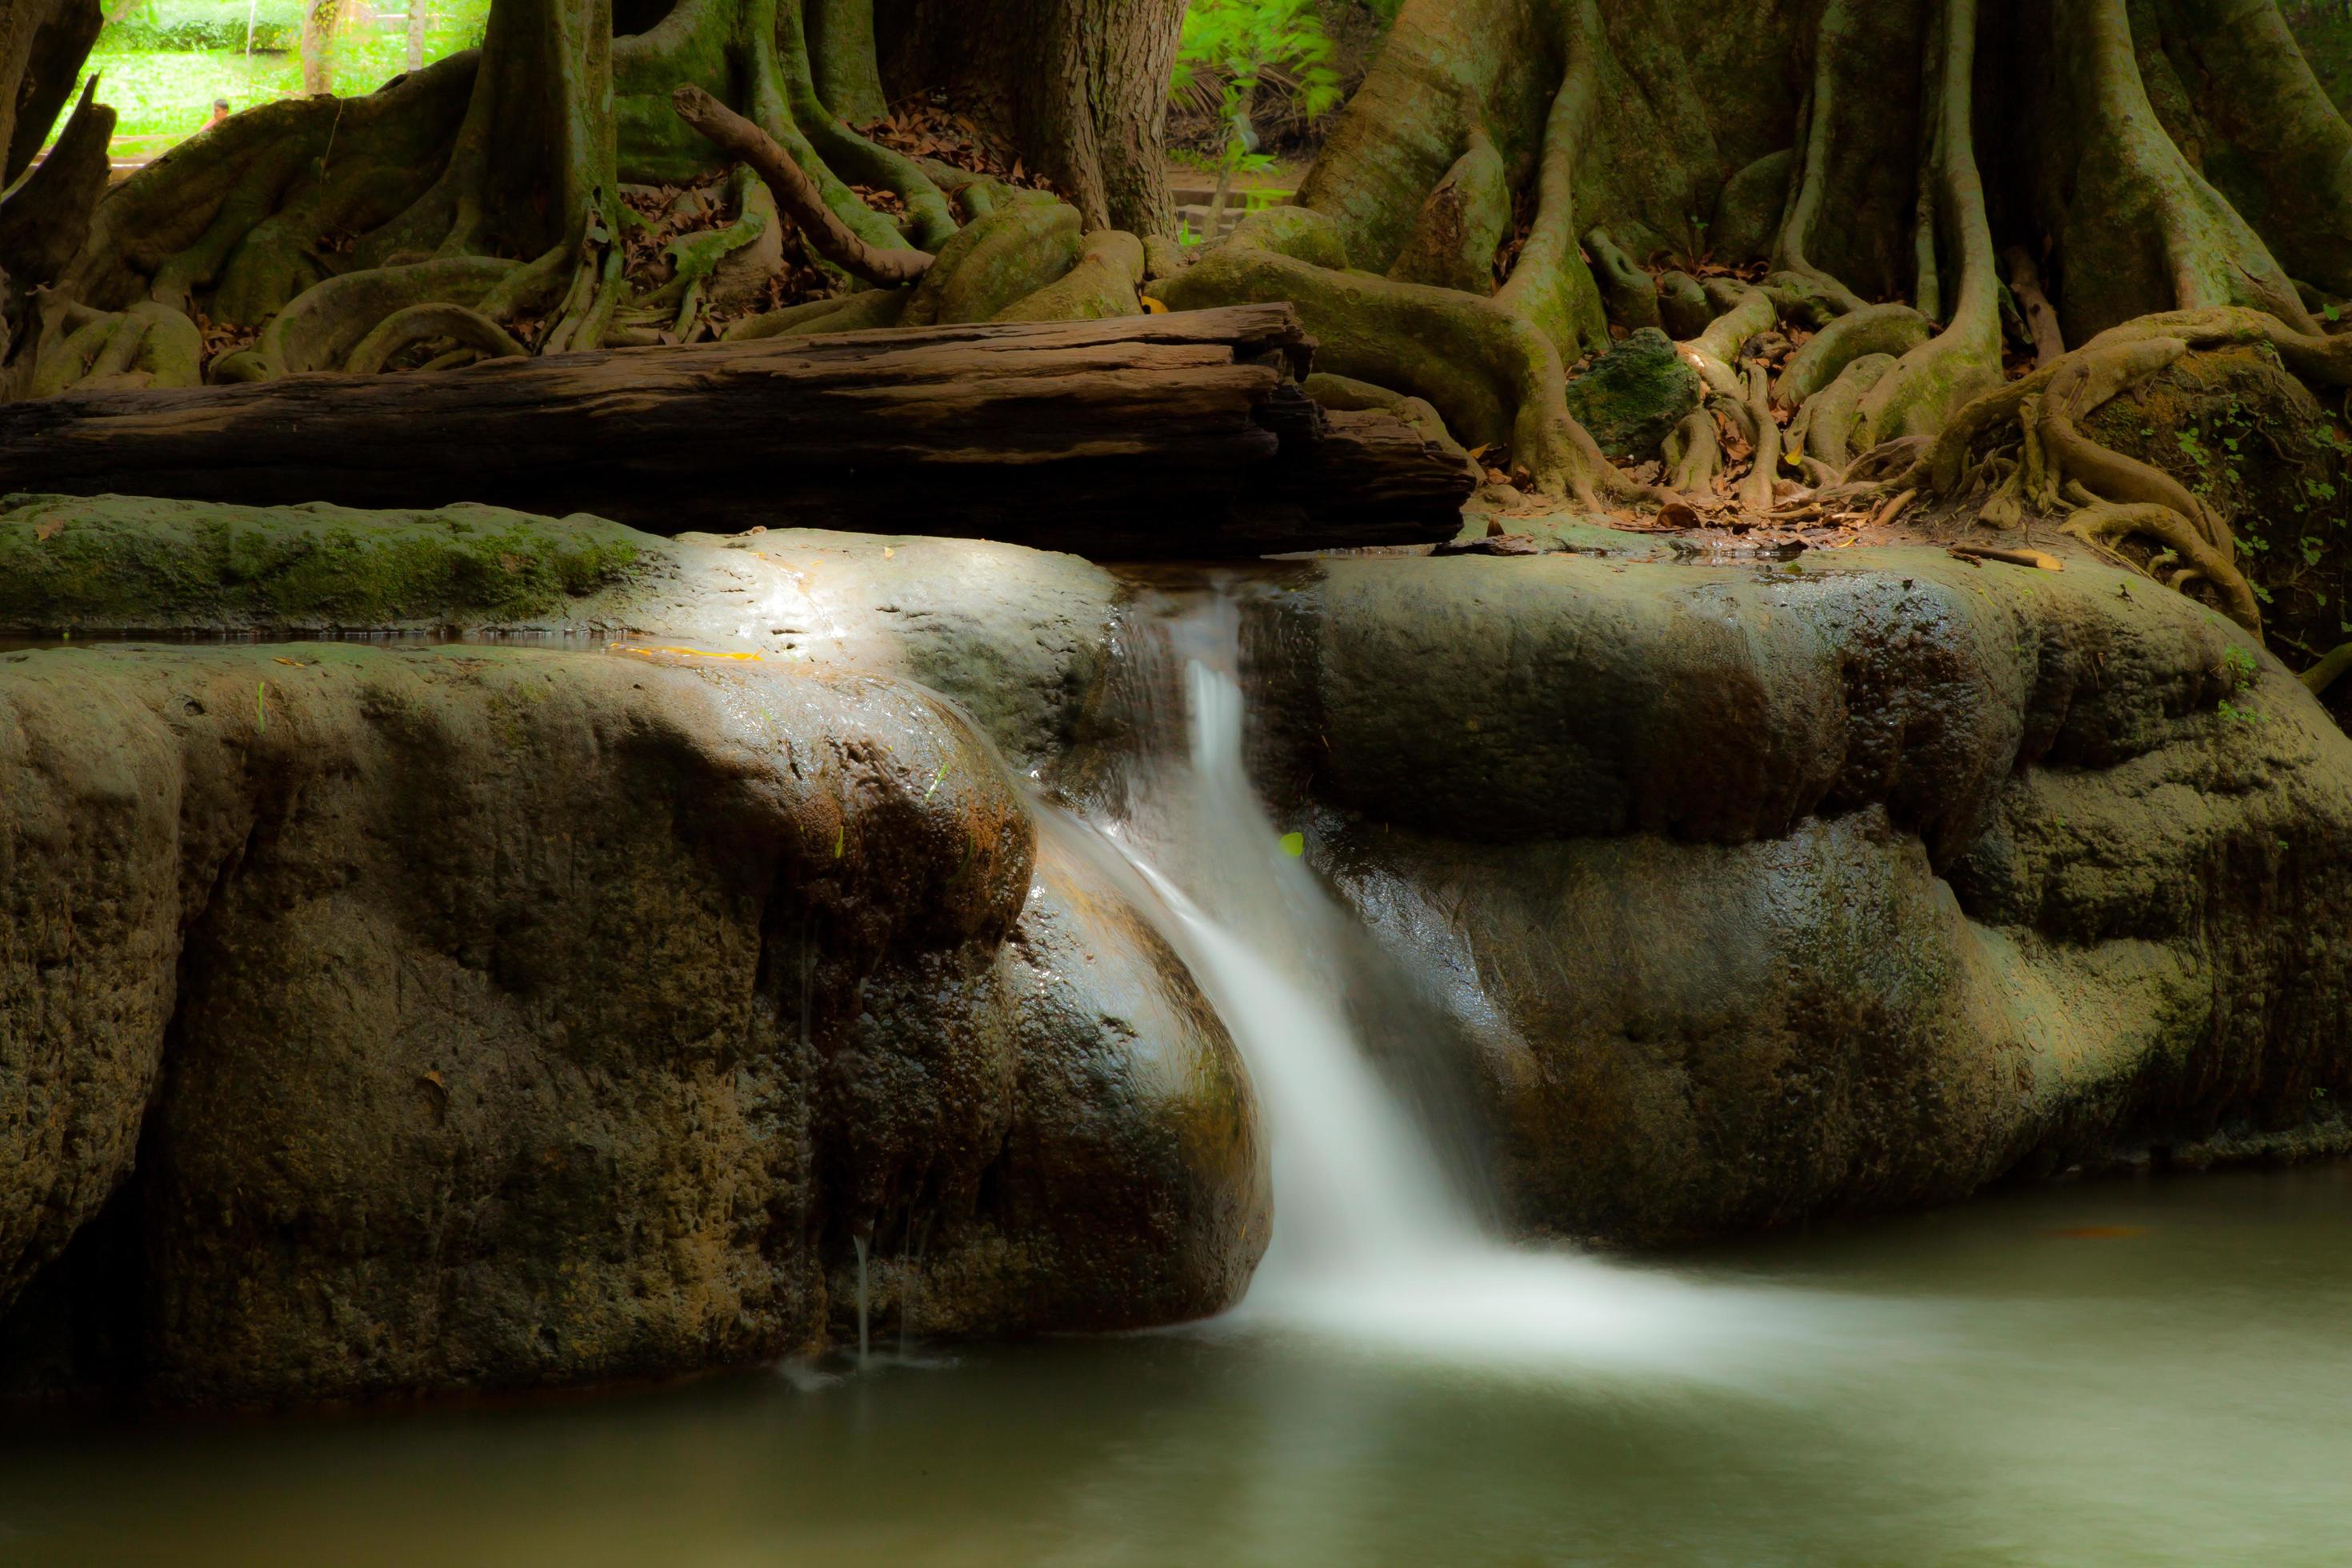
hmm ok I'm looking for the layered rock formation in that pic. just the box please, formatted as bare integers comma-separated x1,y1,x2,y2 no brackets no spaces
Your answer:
6,493,2351,1402
0,511,1258,1403
1288,548,2352,1242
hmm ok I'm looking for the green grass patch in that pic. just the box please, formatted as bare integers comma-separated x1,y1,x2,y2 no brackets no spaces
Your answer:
57,0,489,158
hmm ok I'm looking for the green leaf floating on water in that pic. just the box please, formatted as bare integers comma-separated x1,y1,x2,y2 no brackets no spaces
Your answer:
1280,832,1305,858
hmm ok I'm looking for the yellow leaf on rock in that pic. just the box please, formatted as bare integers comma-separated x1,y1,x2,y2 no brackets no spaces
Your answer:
1141,296,1169,314
611,644,763,662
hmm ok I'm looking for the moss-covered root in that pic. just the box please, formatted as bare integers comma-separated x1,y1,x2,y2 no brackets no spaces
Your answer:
1487,0,1610,359
671,83,932,288
2066,500,2262,634
1662,410,1722,493
993,230,1144,322
2046,344,2229,518
214,255,520,380
2035,0,2316,340
1740,365,1779,512
1679,286,1774,399
1774,303,1930,406
902,199,1080,326
342,303,529,373
1161,208,1640,506
1802,352,1897,466
1583,227,1661,333
720,286,910,341
28,299,202,395
1847,0,2002,446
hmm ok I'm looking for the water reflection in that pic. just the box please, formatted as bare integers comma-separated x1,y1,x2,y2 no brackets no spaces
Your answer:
2,1154,2344,1566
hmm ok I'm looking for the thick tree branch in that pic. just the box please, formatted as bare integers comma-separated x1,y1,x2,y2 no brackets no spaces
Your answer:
671,82,933,288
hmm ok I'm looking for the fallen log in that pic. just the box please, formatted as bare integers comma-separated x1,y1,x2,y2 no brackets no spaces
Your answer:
0,304,1471,557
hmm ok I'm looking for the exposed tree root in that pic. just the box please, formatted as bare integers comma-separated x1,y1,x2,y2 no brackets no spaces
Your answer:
1776,304,1930,406
28,298,201,394
13,0,1134,396
343,303,528,372
14,0,2352,610
1160,209,1638,506
1662,411,1722,493
2066,501,2262,633
672,83,931,286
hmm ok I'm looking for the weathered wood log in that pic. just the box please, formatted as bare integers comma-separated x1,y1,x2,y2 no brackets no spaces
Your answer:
0,304,1472,557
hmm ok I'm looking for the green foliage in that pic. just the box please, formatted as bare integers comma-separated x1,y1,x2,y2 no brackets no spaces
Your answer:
2223,643,2260,690
1175,0,1341,181
102,0,306,54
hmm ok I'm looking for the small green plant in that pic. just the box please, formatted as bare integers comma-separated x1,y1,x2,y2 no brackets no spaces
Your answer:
1174,0,1342,236
2218,645,2263,724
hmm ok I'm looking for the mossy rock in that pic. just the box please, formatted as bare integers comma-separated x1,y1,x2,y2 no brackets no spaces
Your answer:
0,494,650,631
1562,327,1703,461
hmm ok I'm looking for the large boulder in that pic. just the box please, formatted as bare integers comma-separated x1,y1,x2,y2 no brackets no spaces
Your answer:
1279,547,2352,1242
0,637,1259,1405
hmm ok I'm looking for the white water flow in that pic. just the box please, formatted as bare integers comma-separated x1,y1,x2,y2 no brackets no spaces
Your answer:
1063,594,1905,1379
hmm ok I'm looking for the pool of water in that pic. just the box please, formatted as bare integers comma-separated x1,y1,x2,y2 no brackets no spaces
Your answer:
2,1165,2345,1566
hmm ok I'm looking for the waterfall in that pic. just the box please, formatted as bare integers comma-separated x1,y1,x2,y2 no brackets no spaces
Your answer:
1044,588,1871,1375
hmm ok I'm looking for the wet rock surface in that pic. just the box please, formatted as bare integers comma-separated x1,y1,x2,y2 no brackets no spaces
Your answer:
0,634,1256,1406
1286,549,2352,1242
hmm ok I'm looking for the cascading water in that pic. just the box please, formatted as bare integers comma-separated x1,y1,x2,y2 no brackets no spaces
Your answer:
1046,587,1890,1378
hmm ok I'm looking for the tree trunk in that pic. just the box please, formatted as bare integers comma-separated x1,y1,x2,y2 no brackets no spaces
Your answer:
0,306,1473,554
300,0,344,96
407,0,429,72
878,0,1186,236
0,0,102,183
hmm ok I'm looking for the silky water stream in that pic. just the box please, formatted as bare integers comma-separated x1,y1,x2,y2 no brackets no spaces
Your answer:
2,603,2349,1565
1032,588,1865,1376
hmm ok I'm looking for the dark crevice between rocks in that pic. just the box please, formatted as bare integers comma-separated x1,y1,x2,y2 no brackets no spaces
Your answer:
0,766,266,1406
0,1171,152,1406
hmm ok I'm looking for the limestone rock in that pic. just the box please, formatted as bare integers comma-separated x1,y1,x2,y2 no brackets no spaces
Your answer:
0,642,1260,1404
1288,548,2352,1242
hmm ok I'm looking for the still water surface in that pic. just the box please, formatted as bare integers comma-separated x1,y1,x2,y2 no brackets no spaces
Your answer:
2,1166,2345,1566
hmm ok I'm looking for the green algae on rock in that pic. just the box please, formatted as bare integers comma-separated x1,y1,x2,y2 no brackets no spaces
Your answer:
0,494,647,632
